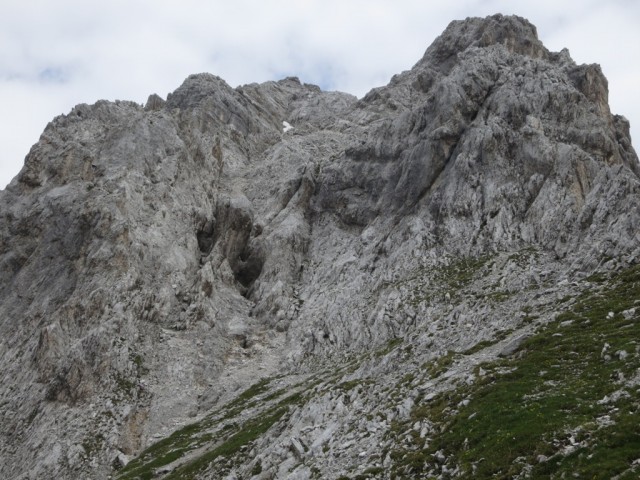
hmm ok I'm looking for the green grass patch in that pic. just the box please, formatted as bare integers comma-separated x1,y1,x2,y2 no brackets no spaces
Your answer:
462,329,513,355
436,255,492,291
336,379,364,392
375,337,403,357
362,466,385,476
233,377,271,404
462,339,498,355
116,420,210,479
390,263,640,479
165,392,305,479
117,377,274,479
423,351,456,379
117,376,309,480
485,290,512,302
507,246,539,268
165,408,286,479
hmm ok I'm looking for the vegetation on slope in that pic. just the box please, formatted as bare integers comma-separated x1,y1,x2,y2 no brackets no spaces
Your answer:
389,264,640,479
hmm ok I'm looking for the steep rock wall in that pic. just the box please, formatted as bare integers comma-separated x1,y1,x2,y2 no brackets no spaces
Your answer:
0,14,638,479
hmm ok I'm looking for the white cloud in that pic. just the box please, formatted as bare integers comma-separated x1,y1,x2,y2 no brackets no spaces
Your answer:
1,1,638,188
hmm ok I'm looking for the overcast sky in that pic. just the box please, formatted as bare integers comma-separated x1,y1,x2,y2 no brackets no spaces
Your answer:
1,0,638,188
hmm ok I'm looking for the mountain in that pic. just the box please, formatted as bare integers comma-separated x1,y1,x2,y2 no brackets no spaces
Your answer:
1,13,639,479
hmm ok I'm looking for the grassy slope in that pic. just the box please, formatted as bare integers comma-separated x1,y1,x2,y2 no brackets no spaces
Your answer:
390,264,640,479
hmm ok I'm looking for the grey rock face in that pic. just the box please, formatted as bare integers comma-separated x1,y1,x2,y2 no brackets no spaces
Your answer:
0,14,638,479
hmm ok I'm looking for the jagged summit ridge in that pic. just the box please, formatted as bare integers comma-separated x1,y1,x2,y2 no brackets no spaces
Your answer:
421,14,548,68
0,14,639,480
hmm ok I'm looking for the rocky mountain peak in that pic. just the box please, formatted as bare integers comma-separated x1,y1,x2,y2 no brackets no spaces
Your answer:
1,14,639,480
421,14,548,70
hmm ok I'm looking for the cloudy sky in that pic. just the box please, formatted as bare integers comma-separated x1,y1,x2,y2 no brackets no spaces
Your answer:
1,0,638,188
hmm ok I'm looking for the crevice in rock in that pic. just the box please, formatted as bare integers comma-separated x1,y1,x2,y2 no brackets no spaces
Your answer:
196,219,216,255
233,246,265,292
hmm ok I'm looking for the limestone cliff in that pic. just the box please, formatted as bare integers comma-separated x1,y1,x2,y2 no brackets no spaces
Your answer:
1,14,639,479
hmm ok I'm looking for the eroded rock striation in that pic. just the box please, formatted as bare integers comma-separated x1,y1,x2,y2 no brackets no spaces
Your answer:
1,14,639,479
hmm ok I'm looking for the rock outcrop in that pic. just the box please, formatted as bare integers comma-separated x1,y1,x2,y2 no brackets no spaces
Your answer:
0,14,639,479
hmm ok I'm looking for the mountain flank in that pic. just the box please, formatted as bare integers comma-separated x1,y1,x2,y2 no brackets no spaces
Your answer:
1,14,639,479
